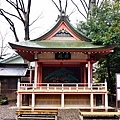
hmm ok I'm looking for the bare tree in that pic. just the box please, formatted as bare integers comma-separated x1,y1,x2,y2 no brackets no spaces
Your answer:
71,0,105,19
0,0,31,41
51,0,68,15
0,31,10,59
51,0,105,20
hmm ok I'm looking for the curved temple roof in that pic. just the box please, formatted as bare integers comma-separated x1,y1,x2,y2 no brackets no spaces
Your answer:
9,40,115,50
9,15,116,61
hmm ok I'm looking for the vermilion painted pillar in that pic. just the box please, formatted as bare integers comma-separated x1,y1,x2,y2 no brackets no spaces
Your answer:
80,66,82,83
30,69,33,83
88,54,93,86
84,65,87,86
34,61,38,86
90,62,93,83
88,60,91,87
37,63,40,85
39,62,42,84
102,94,105,106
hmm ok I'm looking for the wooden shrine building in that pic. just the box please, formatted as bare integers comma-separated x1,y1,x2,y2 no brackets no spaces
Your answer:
9,13,117,118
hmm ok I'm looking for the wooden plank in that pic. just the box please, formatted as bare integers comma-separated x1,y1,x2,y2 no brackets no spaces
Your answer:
81,112,120,116
16,109,58,115
18,114,57,120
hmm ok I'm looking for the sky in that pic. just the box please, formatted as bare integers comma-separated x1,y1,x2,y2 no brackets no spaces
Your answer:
0,0,87,58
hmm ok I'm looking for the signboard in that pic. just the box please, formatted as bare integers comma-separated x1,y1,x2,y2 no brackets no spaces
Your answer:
116,74,120,88
55,52,71,60
116,74,120,100
117,89,120,100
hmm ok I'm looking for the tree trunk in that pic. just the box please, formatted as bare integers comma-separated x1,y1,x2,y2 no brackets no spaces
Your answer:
24,0,31,40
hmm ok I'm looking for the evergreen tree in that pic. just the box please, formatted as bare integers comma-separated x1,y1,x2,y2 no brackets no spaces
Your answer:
77,0,120,94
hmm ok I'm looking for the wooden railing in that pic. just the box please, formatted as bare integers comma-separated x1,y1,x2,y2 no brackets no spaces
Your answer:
18,82,107,92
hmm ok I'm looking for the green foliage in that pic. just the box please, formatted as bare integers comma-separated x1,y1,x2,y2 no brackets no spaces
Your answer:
77,0,120,94
77,0,120,45
0,95,8,105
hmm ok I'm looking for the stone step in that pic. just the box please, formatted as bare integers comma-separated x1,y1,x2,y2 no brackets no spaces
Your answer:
58,109,83,120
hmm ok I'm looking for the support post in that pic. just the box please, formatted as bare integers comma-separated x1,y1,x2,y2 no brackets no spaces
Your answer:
105,79,107,91
102,94,105,106
61,93,64,108
34,61,38,87
90,93,94,112
0,81,1,94
18,78,20,91
17,78,20,109
84,65,86,86
39,62,42,85
88,60,91,87
32,93,35,111
90,62,93,83
105,93,108,112
17,93,20,109
30,69,33,83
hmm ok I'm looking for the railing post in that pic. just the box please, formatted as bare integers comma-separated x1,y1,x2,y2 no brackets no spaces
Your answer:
91,83,92,90
105,79,107,91
33,83,35,90
62,84,64,91
47,83,49,91
18,78,20,91
76,84,78,91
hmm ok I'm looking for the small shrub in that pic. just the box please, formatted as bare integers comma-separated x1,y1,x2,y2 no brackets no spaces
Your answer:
0,95,8,105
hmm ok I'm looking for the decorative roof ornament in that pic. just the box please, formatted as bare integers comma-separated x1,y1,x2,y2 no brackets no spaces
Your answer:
61,10,65,16
51,0,69,22
56,10,70,22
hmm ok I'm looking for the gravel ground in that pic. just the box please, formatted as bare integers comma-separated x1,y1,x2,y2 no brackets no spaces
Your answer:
0,101,82,120
1,101,116,120
0,100,17,120
0,103,118,120
58,109,81,120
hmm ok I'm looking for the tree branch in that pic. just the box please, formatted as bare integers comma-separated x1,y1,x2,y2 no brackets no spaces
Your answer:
99,0,105,8
65,0,68,14
6,0,17,8
6,0,25,23
30,12,43,26
24,0,31,40
68,8,76,17
59,0,62,13
71,0,87,19
82,0,89,9
96,0,100,6
26,0,31,15
0,9,21,20
18,0,25,13
0,10,19,41
15,0,25,24
79,0,88,15
51,0,61,12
